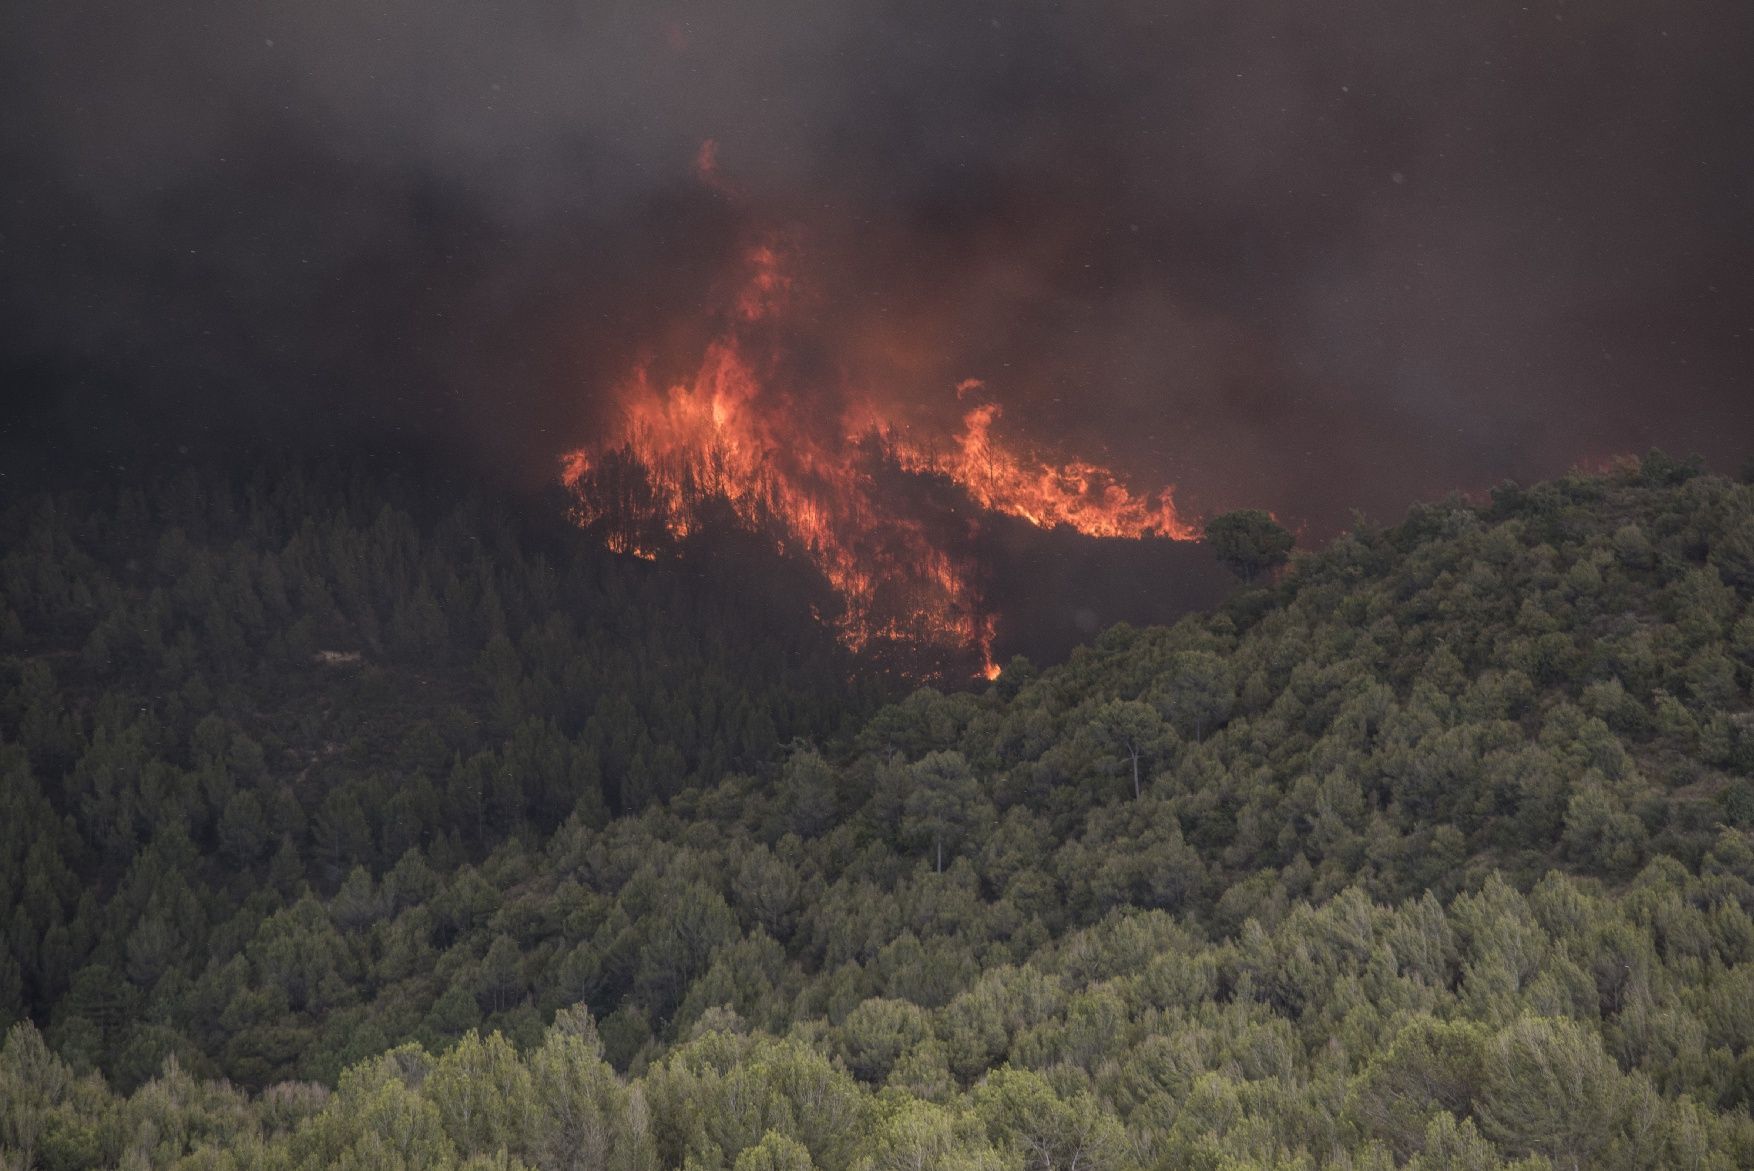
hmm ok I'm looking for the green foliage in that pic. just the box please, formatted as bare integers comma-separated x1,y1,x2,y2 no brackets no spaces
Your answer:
0,463,880,1085
1346,1016,1488,1159
1202,508,1295,583
5,460,1754,1169
974,1066,1124,1171
1476,1015,1631,1169
902,751,982,872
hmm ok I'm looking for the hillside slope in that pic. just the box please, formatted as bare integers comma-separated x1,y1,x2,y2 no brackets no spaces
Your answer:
5,453,1754,1169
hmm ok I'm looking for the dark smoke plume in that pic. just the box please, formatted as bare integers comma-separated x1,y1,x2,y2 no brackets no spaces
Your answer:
3,1,1751,532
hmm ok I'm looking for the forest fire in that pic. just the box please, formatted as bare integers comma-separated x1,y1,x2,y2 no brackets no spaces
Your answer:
561,231,1198,677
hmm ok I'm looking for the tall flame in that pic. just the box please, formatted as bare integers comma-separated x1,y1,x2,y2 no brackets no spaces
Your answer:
561,231,1195,678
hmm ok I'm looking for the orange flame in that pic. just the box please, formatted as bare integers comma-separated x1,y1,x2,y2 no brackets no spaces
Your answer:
890,401,1197,541
561,230,1195,677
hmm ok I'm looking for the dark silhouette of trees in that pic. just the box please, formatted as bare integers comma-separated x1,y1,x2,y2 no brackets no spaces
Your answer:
1203,508,1294,583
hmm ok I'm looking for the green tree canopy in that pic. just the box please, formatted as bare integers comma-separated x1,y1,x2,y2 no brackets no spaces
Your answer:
1202,509,1294,583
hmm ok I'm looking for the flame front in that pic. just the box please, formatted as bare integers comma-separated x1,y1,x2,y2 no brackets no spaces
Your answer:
562,233,1195,678
890,399,1197,542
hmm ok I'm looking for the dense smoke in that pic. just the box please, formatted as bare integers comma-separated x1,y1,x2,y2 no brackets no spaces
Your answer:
3,1,1750,532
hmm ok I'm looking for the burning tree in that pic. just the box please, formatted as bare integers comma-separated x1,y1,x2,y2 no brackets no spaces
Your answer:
559,219,1202,678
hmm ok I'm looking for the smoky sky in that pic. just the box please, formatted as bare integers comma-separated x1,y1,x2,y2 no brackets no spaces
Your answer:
3,0,1751,533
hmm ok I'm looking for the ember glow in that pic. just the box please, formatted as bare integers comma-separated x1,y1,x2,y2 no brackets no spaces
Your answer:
561,231,1197,677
